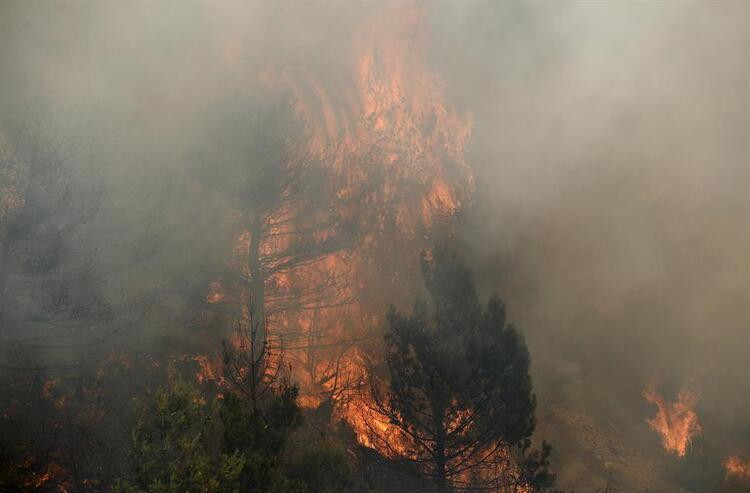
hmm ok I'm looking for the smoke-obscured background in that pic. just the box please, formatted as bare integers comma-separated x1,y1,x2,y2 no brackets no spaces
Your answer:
1,1,747,491
434,3,749,489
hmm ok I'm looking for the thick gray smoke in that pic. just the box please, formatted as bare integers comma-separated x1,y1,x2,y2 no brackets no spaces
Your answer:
1,2,747,491
432,2,748,490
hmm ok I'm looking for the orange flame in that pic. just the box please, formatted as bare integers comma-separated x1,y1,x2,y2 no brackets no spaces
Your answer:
267,2,472,234
193,354,223,385
643,383,702,457
204,3,474,463
724,454,750,481
279,4,473,444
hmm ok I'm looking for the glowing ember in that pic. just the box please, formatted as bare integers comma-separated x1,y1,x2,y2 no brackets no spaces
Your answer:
26,462,68,490
41,379,69,410
193,354,222,385
724,455,750,481
643,383,701,457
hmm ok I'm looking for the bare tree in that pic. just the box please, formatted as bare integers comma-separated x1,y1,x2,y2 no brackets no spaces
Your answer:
194,98,356,362
221,298,288,412
0,122,145,370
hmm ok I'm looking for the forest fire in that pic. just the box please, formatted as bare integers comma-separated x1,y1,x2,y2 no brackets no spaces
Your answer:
643,383,702,457
202,2,474,456
2,2,744,492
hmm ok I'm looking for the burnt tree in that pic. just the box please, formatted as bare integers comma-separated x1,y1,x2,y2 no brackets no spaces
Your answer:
194,98,355,363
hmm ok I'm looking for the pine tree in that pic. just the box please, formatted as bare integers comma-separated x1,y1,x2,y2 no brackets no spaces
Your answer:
367,245,557,492
117,364,305,493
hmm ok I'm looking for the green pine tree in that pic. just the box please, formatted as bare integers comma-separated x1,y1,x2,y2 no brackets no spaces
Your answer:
115,363,305,493
368,245,557,492
115,366,246,493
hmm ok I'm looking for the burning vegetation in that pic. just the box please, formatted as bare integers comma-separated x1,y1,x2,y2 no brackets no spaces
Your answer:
197,2,474,436
642,383,702,457
724,455,750,481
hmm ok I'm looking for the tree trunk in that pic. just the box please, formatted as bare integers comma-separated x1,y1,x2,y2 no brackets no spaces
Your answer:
434,407,449,492
248,217,265,360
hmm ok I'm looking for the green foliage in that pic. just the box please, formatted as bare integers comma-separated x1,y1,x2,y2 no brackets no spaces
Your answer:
221,385,302,457
289,441,356,493
518,440,558,490
220,387,305,493
118,366,244,493
116,365,305,493
371,245,556,491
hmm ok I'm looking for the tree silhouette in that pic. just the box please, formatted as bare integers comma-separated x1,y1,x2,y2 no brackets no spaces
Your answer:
0,122,144,371
366,245,557,492
193,98,355,362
